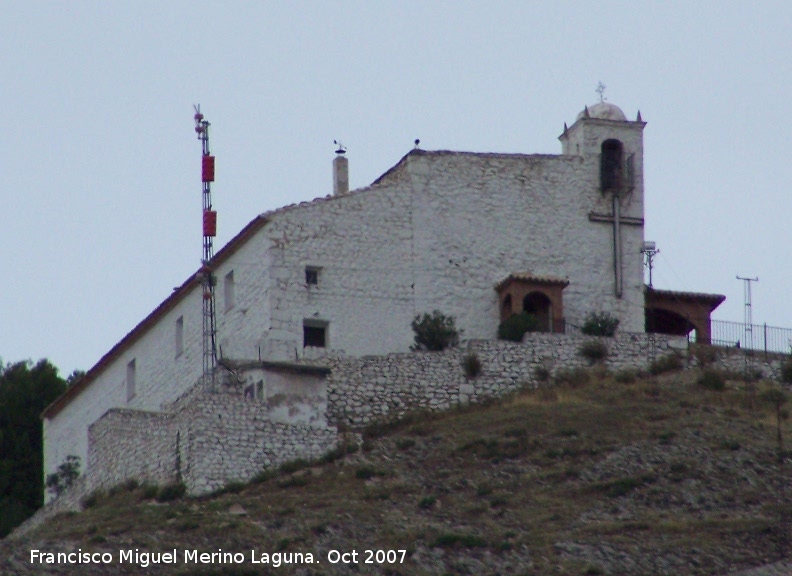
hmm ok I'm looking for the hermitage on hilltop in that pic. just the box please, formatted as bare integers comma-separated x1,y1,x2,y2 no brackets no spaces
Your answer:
41,101,725,500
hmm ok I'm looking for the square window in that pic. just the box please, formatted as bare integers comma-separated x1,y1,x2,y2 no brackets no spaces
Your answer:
305,267,319,286
303,323,327,348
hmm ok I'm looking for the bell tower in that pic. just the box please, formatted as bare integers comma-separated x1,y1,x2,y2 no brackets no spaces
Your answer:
559,101,647,326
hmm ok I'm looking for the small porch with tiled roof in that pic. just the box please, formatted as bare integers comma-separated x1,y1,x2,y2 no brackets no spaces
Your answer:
645,287,726,344
494,273,569,334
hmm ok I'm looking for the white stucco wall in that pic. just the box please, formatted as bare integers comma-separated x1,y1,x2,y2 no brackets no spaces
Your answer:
263,113,646,359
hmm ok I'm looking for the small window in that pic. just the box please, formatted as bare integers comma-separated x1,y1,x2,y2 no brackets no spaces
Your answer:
244,379,265,402
126,359,137,401
224,271,235,312
303,321,327,348
305,266,320,286
175,316,184,357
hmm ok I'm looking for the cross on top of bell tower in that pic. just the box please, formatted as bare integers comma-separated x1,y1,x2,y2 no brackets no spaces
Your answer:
596,82,607,102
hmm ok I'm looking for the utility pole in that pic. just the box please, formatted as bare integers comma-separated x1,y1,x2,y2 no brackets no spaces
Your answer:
737,275,758,349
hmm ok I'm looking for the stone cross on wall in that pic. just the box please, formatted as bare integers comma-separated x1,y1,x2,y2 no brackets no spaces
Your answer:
588,196,643,298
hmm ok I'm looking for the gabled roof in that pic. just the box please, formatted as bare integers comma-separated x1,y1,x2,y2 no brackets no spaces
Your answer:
42,215,270,419
494,273,570,292
371,149,565,187
645,287,726,311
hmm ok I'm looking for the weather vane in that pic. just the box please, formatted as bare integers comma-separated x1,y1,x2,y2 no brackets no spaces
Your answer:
596,82,606,102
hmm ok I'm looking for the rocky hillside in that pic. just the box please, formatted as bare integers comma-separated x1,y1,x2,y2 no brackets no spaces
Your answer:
3,368,792,575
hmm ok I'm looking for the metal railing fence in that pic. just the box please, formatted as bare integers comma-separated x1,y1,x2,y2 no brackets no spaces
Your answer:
708,319,792,356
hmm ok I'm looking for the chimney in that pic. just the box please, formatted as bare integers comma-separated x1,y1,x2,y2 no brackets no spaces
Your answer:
333,150,349,196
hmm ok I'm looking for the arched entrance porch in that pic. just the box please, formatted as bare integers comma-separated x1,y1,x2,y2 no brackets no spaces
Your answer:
495,273,569,334
644,288,725,344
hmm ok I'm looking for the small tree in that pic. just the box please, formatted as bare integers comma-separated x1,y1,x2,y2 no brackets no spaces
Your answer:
411,311,460,352
581,311,620,337
45,455,81,497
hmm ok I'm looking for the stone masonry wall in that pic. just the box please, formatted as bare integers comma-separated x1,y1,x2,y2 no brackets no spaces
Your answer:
88,409,176,488
324,333,687,427
176,389,337,495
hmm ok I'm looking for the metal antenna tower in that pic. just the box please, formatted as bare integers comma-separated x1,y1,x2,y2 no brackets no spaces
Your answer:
194,106,218,389
736,275,758,348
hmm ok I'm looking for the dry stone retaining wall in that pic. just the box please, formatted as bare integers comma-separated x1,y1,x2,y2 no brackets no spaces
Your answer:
324,333,686,427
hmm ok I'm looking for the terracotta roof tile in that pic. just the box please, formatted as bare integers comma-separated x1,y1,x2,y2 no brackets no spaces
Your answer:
495,273,570,291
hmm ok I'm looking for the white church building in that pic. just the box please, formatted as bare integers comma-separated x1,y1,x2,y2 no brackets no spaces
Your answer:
41,102,724,498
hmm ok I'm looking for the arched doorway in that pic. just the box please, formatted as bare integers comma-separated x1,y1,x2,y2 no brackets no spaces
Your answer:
523,292,553,332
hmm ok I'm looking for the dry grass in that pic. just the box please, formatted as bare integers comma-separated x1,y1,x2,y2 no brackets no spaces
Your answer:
7,371,792,575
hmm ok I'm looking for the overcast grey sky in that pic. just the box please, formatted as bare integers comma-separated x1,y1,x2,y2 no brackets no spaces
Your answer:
3,1,791,376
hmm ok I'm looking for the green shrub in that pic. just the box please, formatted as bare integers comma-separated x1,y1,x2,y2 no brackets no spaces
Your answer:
355,465,378,480
214,481,246,496
277,475,310,489
581,311,620,337
697,369,726,391
418,495,437,509
279,459,311,475
462,352,482,378
693,345,717,366
156,482,186,502
614,369,637,384
533,365,550,382
781,358,792,384
743,367,764,382
497,312,539,342
45,455,81,497
319,441,358,464
81,490,105,509
411,310,460,351
140,483,159,500
554,367,590,387
760,388,788,409
395,438,416,451
578,339,608,365
596,474,655,497
648,353,682,375
432,532,487,548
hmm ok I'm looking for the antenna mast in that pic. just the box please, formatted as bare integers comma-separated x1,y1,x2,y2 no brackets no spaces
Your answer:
194,106,218,389
641,241,660,288
736,275,758,348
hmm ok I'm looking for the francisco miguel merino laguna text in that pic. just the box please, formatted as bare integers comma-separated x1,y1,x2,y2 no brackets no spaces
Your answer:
31,549,316,567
